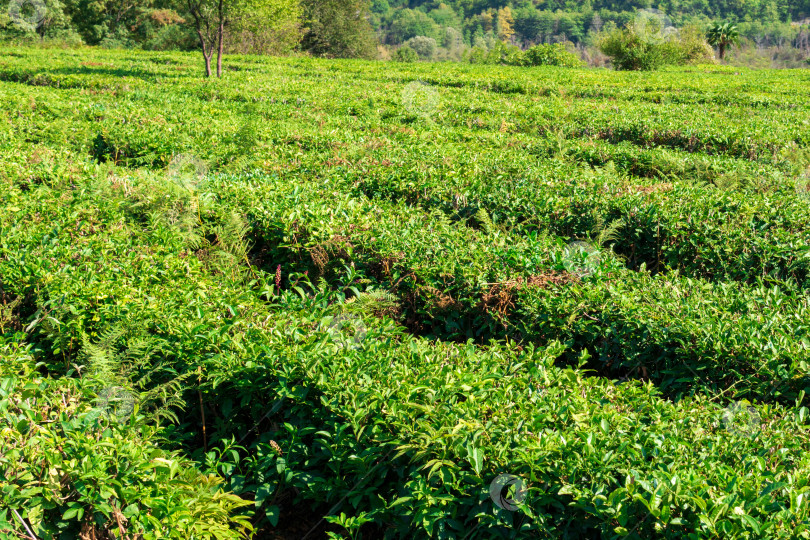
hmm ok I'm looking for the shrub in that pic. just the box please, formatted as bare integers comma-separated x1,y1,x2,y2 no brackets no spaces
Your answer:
488,40,523,64
403,35,437,60
467,40,523,65
465,45,488,63
521,43,582,67
465,41,581,68
393,44,418,62
598,26,667,70
0,335,253,539
599,23,716,70
661,24,715,64
142,24,197,51
99,27,137,50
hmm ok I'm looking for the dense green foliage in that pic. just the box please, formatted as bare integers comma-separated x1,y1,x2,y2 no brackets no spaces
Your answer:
467,42,582,67
372,0,810,47
1,47,810,538
300,0,377,59
595,23,714,70
1,0,808,69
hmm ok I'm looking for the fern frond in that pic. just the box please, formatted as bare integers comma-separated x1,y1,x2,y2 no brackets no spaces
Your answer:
209,212,252,279
215,212,251,257
139,371,190,425
0,296,21,332
81,326,126,381
348,290,399,309
475,207,497,235
593,217,624,248
345,289,400,319
227,154,255,174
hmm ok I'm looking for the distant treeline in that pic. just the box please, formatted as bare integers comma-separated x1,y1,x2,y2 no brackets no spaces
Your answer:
372,0,810,50
0,0,372,56
1,0,808,63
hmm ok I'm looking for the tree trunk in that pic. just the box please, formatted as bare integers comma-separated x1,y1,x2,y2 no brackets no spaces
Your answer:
216,0,224,78
189,1,216,79
217,24,224,77
719,43,726,59
197,30,213,77
204,52,212,78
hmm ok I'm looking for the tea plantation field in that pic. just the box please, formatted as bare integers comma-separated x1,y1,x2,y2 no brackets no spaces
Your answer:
2,47,810,539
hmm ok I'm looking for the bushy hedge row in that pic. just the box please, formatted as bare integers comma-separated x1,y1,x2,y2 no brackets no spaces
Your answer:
345,157,810,286
0,46,807,169
1,46,810,538
0,175,256,538
467,42,583,68
0,336,255,539
0,49,806,400
2,50,806,294
3,161,810,539
198,172,810,402
596,24,714,71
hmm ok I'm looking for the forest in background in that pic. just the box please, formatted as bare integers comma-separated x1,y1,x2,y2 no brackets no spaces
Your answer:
373,0,810,48
1,0,809,70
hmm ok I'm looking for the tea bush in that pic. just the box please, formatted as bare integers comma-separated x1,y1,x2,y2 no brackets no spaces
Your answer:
1,45,810,538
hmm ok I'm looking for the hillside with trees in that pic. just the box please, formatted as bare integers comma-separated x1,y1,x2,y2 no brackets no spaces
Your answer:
371,0,810,47
1,0,808,67
372,0,809,65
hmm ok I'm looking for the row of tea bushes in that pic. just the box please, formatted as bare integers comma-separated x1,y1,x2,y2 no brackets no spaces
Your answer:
3,163,810,539
344,156,810,286
199,171,810,402
1,46,808,172
2,49,806,293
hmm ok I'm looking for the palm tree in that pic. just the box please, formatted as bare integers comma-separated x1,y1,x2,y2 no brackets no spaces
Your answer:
707,22,739,60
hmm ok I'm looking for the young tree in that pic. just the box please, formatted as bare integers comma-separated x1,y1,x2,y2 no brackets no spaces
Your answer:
181,0,299,78
227,0,301,55
403,35,437,59
707,22,739,59
389,8,438,43
183,0,228,77
480,9,493,33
